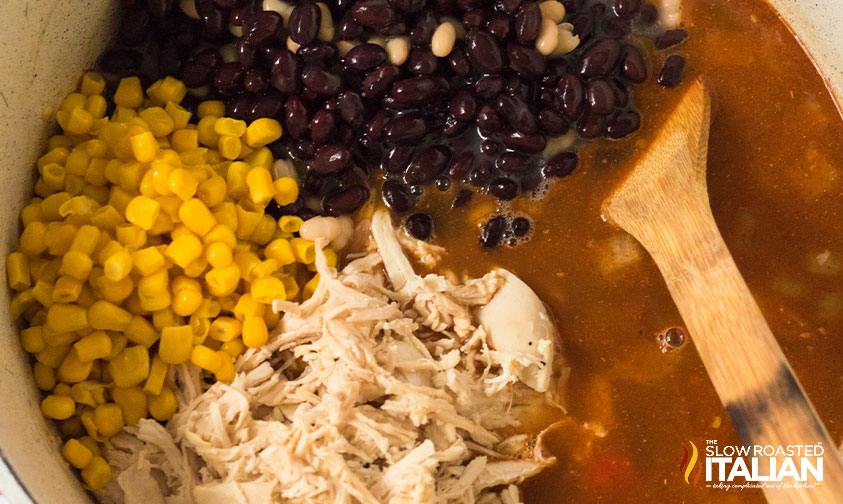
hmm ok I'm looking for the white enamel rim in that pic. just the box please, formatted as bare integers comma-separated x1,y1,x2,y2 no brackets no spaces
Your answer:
0,1,840,502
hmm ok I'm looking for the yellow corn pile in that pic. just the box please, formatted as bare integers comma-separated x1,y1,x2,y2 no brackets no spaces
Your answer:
6,73,332,489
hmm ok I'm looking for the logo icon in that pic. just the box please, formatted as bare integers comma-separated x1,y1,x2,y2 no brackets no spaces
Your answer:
680,441,701,486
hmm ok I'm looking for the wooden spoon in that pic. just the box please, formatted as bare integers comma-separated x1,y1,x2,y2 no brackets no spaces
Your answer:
603,80,843,503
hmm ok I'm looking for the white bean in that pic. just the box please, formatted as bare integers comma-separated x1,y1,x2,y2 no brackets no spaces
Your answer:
287,36,300,53
431,23,456,58
336,40,359,56
550,23,579,57
439,17,465,38
367,35,387,48
219,44,238,63
186,85,210,98
331,216,355,250
299,216,341,243
539,1,566,23
542,130,577,156
386,37,410,65
263,0,295,25
229,24,243,37
316,3,335,42
535,18,559,56
271,159,297,181
179,0,199,19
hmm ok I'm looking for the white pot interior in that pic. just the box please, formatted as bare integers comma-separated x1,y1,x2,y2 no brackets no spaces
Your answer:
0,1,840,502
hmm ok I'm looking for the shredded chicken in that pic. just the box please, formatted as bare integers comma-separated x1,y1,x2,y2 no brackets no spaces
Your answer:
97,211,562,504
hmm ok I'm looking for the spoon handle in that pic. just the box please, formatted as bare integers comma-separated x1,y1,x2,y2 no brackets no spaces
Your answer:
605,81,843,503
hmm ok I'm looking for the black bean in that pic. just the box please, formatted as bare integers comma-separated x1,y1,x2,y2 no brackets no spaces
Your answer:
611,79,629,107
538,109,567,135
296,140,317,160
515,1,541,44
285,96,310,140
270,51,300,94
405,213,433,240
390,0,426,13
443,116,470,137
323,185,370,215
504,131,547,153
480,140,499,155
453,188,473,207
487,12,513,39
405,145,451,185
586,79,616,115
658,54,685,88
229,0,258,25
489,178,518,200
606,110,640,138
337,91,365,127
556,73,585,118
362,64,401,98
243,11,283,47
448,152,475,179
497,95,538,134
213,63,245,95
310,109,337,145
147,0,176,17
351,0,398,29
248,93,283,121
237,39,257,69
337,12,364,39
366,109,392,141
512,217,530,236
382,180,414,213
449,88,479,121
298,207,319,221
542,151,578,177
436,176,451,191
214,0,245,7
345,43,389,71
390,76,444,105
448,47,472,76
621,45,647,83
501,0,523,13
298,42,339,66
655,29,688,49
407,48,439,75
577,113,604,138
638,2,659,25
120,8,151,47
569,12,593,44
383,146,415,173
243,68,269,93
468,162,493,186
195,47,223,69
477,104,506,133
505,75,531,100
496,152,533,173
259,46,280,66
457,0,486,9
578,38,621,78
468,30,504,73
507,43,546,78
463,8,490,29
612,0,641,17
289,3,321,45
410,10,438,46
385,112,427,144
227,95,254,120
375,20,407,36
302,66,344,95
180,61,214,88
475,75,505,100
604,17,631,39
302,172,324,195
480,216,506,248
198,3,228,38
312,144,352,173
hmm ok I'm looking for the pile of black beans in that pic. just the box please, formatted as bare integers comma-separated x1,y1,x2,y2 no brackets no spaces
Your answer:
100,0,687,246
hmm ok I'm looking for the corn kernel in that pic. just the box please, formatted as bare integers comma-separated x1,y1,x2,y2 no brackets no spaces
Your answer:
273,177,299,206
88,301,133,331
220,338,245,359
303,273,320,300
233,250,261,281
81,72,106,96
172,287,202,317
178,198,216,236
74,330,112,362
195,101,223,119
214,117,248,137
139,107,175,137
205,263,241,297
19,222,47,256
168,168,199,201
252,259,280,279
190,345,222,372
108,345,150,388
218,135,242,160
244,118,283,148
47,303,88,333
165,101,192,130
105,332,128,361
156,76,187,104
183,256,208,278
214,352,236,383
225,161,250,200
111,387,148,426
81,456,111,490
197,115,220,148
152,307,181,331
103,248,132,282
291,238,316,264
32,362,57,391
208,317,242,343
278,215,303,233
211,203,239,233
61,438,93,470
64,107,94,135
92,403,124,440
129,131,158,163
21,326,46,353
253,276,288,303
203,223,237,249
159,325,193,364
114,77,144,108
57,348,93,383
85,94,107,119
170,128,197,153
148,385,178,421
140,356,168,396
242,316,268,348
122,316,158,348
251,214,276,245
6,252,31,291
243,167,274,206
235,205,263,240
165,233,203,268
70,381,106,407
41,394,76,421
123,195,161,231
204,241,233,268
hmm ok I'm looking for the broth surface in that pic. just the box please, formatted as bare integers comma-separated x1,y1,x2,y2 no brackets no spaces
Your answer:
419,0,843,501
